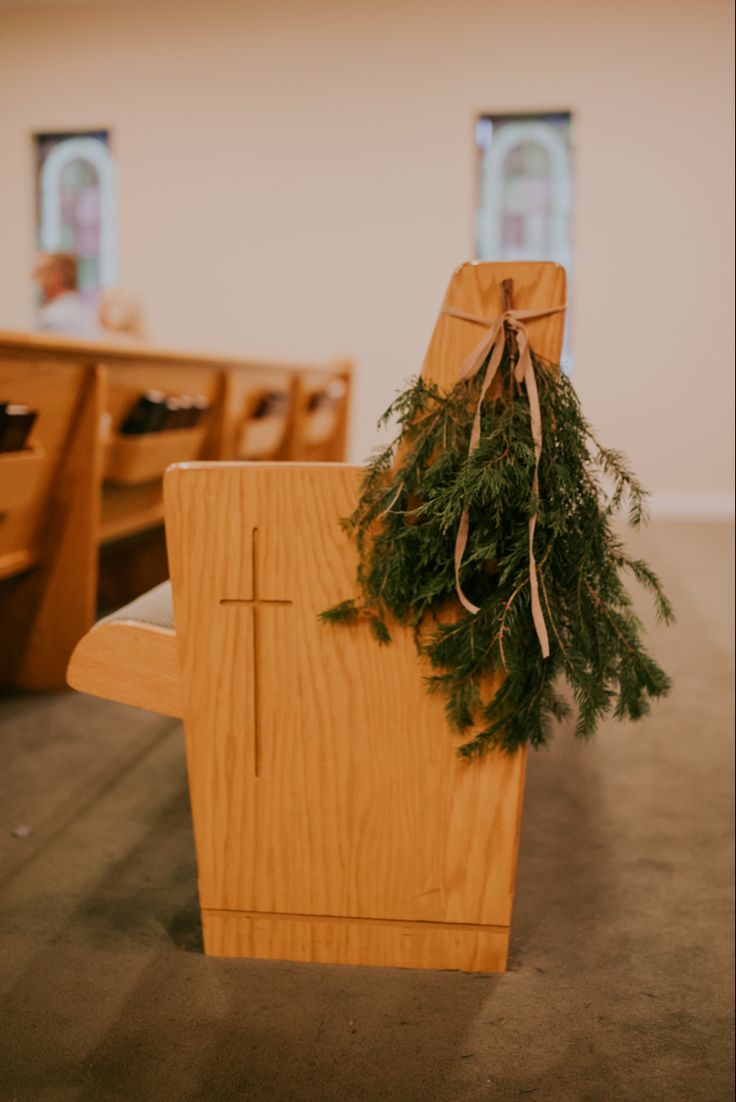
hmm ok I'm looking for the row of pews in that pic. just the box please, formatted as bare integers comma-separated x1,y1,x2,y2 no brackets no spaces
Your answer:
0,328,352,690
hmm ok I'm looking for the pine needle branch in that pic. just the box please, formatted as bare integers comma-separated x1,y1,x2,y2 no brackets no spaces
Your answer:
320,344,673,757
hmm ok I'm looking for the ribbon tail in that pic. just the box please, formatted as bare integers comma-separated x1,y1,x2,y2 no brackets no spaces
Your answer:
458,317,504,381
468,327,505,450
528,504,550,658
454,506,480,615
440,302,566,651
518,335,549,657
455,322,507,610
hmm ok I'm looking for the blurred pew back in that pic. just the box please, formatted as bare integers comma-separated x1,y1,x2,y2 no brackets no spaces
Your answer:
0,329,353,685
0,352,101,687
288,361,352,462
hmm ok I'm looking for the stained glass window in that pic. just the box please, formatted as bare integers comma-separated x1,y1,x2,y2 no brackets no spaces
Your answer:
475,112,573,364
34,130,118,310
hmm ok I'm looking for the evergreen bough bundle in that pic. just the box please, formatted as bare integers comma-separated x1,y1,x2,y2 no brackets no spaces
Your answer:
321,340,673,759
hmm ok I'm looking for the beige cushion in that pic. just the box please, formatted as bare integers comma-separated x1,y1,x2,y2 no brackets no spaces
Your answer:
99,580,174,631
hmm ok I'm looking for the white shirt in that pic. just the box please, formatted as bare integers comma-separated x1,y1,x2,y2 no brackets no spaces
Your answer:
36,292,100,338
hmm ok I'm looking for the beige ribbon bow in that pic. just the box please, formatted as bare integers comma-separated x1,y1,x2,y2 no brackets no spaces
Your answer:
440,301,567,658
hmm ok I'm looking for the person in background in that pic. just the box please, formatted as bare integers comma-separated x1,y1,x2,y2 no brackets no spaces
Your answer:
32,252,100,338
98,287,148,341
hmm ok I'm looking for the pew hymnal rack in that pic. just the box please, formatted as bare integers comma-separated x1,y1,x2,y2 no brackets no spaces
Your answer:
68,262,566,972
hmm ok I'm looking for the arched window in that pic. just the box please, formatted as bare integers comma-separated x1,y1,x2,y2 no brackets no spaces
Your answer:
35,131,118,309
475,113,573,364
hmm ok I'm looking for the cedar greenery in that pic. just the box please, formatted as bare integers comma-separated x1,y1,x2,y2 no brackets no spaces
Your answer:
320,342,673,759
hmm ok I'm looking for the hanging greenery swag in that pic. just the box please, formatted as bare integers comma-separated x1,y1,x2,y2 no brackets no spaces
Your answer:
320,290,674,759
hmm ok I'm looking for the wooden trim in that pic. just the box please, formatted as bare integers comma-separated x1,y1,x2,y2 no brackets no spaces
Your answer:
0,328,355,378
205,907,509,933
104,428,207,486
202,909,510,971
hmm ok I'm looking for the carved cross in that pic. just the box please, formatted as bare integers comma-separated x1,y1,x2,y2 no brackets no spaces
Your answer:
220,527,292,776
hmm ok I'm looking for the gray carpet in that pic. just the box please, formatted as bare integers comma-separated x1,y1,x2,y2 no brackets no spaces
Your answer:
0,522,733,1102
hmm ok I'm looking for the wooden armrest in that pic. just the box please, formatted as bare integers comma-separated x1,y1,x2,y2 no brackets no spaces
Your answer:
67,581,182,718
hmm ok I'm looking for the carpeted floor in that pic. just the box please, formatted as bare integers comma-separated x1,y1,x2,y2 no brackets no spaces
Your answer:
0,521,733,1102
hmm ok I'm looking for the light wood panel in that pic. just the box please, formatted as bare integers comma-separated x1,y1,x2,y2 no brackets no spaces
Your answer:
219,366,295,461
0,447,46,517
423,261,566,389
202,910,510,972
98,359,225,582
165,464,526,961
0,358,101,687
0,358,93,576
289,361,352,461
0,328,277,371
68,621,181,717
104,428,207,486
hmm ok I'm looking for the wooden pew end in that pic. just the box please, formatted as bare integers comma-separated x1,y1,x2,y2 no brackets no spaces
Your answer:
67,581,182,718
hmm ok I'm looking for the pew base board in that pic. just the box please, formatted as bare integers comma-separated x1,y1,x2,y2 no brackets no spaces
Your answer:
201,909,510,973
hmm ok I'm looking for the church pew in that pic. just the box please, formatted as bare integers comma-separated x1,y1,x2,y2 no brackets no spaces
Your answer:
220,365,296,461
0,330,354,618
96,357,226,608
99,358,226,544
97,356,352,601
68,262,565,971
0,355,101,689
288,362,352,461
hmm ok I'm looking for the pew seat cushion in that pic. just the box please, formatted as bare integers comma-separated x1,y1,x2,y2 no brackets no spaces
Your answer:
100,580,174,631
67,581,181,718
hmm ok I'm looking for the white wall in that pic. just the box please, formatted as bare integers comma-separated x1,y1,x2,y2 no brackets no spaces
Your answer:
0,0,733,513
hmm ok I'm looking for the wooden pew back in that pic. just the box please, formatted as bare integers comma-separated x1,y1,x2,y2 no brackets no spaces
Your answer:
289,361,352,461
220,365,295,461
100,359,226,545
423,260,566,386
0,354,101,686
0,330,352,630
0,328,354,684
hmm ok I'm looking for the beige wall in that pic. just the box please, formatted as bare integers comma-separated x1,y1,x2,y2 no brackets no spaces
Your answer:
0,0,733,513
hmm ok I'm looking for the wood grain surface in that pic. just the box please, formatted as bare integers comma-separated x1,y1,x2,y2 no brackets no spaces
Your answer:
422,261,566,389
202,909,510,972
0,359,101,687
68,621,182,718
67,262,565,969
162,262,565,970
288,362,353,461
166,464,527,946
